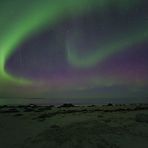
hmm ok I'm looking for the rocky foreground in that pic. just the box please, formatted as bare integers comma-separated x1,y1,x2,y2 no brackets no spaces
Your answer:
0,103,148,148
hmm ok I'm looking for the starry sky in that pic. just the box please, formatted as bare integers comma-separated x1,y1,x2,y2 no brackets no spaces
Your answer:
0,0,148,104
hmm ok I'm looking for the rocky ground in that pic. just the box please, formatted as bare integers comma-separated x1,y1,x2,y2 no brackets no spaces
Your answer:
0,103,148,148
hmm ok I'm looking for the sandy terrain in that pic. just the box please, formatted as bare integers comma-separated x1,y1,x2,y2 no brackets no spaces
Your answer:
0,103,148,148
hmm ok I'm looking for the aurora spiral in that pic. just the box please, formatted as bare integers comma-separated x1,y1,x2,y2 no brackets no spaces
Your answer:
0,0,148,104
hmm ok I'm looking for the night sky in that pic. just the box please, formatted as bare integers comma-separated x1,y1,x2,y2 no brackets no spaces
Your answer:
0,0,148,104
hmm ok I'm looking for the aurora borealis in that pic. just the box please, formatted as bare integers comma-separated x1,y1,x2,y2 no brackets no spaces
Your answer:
0,0,148,104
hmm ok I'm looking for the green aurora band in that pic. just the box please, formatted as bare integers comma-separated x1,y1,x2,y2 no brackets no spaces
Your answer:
66,24,148,68
0,0,144,85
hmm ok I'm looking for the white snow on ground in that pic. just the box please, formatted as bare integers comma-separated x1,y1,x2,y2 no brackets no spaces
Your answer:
0,104,148,148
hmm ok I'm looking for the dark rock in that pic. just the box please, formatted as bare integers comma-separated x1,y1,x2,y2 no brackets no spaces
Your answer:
107,103,113,106
24,108,34,112
88,105,96,107
0,105,8,108
17,105,26,108
59,103,75,108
